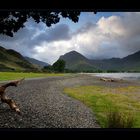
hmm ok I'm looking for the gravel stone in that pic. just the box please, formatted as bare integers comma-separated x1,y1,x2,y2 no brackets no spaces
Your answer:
0,74,118,128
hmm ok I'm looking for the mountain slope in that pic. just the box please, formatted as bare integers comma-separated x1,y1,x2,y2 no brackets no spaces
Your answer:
0,46,38,72
58,50,140,72
120,50,140,71
24,57,50,68
59,51,97,71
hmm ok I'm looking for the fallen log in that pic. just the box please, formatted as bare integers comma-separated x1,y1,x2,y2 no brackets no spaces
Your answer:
100,77,118,82
0,78,24,115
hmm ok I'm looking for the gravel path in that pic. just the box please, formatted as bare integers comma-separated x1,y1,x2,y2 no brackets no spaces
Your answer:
0,74,102,128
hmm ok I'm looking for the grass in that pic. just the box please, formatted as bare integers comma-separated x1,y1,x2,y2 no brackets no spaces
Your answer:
64,85,140,128
106,111,135,128
0,72,68,81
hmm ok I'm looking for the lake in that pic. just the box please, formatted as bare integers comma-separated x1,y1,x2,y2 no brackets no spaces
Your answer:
86,73,140,81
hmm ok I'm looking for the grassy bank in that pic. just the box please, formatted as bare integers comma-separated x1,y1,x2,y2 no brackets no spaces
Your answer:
64,85,140,128
0,72,68,81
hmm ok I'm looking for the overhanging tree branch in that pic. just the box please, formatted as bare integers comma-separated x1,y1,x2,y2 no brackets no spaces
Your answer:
0,10,97,37
0,11,81,37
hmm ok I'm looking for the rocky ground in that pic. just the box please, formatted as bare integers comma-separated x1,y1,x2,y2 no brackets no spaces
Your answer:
0,74,102,128
1,73,139,128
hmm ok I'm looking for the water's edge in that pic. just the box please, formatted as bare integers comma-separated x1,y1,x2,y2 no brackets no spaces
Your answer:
84,73,140,81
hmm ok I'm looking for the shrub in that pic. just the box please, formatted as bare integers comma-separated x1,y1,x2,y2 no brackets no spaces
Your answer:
105,111,135,128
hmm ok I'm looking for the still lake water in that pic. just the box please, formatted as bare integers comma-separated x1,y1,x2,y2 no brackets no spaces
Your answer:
86,73,140,81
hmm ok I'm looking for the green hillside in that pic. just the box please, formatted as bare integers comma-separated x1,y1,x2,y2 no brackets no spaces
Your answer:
0,46,38,72
24,56,49,68
59,51,97,71
59,50,140,72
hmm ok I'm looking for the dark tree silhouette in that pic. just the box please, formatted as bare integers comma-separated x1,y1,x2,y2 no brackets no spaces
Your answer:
52,59,66,72
0,11,97,37
0,11,82,37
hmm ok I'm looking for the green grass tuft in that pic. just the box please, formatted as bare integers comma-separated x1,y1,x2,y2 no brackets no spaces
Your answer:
106,111,135,128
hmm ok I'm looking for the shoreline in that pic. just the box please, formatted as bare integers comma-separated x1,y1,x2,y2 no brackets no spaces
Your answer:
80,73,140,83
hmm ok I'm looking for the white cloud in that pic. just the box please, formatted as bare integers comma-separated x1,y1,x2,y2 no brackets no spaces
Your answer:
32,40,75,64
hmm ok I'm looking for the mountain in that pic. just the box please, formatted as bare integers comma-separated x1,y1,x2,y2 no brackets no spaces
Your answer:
120,51,140,71
24,57,50,68
0,46,38,72
95,51,140,71
123,50,140,61
59,50,140,72
59,51,97,71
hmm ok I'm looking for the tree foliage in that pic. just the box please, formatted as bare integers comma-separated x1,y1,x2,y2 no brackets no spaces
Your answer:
42,65,53,73
52,59,66,72
0,11,81,37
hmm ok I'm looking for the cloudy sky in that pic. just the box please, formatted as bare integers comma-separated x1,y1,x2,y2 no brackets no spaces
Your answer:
0,12,140,64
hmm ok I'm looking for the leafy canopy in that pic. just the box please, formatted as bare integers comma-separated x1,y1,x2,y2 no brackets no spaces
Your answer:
0,11,81,37
0,11,97,37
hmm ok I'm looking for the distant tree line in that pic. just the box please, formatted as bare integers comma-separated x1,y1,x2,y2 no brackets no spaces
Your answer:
42,61,140,73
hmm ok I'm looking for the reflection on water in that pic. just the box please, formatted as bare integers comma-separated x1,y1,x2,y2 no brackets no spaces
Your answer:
88,73,140,80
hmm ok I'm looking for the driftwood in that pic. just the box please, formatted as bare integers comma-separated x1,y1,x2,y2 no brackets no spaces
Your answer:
100,78,115,82
100,77,122,82
0,78,24,115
